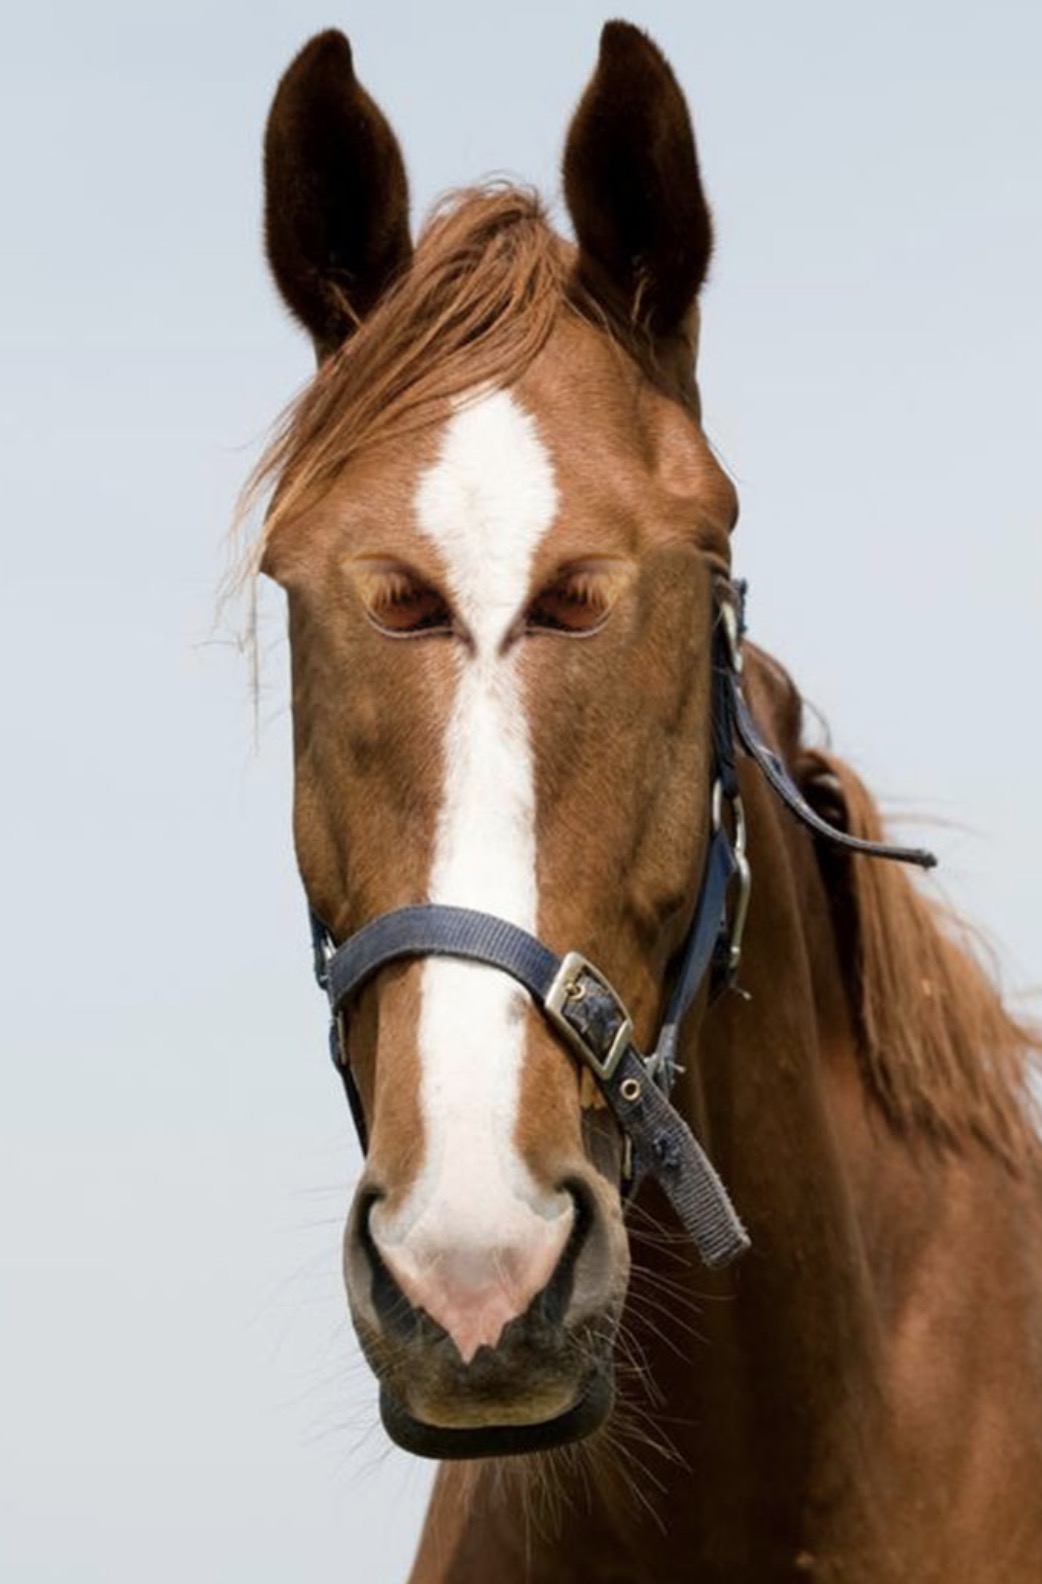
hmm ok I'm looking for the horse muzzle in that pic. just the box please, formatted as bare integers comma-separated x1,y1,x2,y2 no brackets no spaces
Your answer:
345,1174,627,1458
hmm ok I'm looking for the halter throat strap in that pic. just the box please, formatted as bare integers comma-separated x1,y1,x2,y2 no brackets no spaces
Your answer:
717,582,937,870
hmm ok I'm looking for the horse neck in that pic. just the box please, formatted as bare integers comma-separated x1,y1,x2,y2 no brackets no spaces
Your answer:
618,746,1042,1580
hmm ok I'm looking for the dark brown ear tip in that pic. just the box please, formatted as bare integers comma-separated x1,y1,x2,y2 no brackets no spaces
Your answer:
291,28,355,75
599,19,649,51
267,33,355,138
274,29,356,106
598,19,671,76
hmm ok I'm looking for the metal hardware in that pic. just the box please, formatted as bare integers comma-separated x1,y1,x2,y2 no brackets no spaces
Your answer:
730,791,747,857
545,951,635,1082
725,792,751,973
311,916,333,992
719,596,743,675
711,781,754,978
642,1048,663,1084
619,1077,642,1103
727,849,753,972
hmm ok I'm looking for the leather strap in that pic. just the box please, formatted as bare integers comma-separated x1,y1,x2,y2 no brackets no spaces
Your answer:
318,900,750,1269
732,689,936,868
654,825,737,1084
717,580,936,871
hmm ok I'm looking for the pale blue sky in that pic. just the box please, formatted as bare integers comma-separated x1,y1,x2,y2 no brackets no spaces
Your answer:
1,3,1039,1581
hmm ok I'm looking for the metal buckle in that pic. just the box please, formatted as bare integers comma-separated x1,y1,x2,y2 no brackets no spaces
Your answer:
544,951,635,1082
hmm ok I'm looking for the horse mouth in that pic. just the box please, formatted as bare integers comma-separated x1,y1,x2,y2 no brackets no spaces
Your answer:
379,1364,615,1459
350,1175,625,1459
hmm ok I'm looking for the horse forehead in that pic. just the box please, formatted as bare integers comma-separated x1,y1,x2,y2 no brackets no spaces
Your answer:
406,359,696,598
508,321,728,550
287,329,716,580
414,387,559,636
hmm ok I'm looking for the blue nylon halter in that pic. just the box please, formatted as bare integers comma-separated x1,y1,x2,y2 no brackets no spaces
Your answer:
306,579,936,1271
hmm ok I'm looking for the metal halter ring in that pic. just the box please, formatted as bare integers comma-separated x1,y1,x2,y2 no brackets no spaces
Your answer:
711,780,753,977
719,595,744,675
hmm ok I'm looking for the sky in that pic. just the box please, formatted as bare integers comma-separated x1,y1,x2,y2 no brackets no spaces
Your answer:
1,2,1039,1581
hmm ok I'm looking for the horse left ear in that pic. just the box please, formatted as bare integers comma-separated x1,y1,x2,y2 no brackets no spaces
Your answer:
563,22,712,339
264,31,412,361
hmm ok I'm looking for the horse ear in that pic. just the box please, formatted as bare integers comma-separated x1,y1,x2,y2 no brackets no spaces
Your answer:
264,31,412,360
563,22,712,338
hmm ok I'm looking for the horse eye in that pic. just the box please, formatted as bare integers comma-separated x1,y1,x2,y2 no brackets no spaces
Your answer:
365,572,454,637
526,569,613,635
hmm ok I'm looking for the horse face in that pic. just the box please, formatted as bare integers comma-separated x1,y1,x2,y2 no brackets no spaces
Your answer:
259,24,734,1446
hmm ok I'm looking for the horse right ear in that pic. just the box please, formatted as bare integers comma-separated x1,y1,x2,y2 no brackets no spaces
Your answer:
264,31,412,361
563,22,712,340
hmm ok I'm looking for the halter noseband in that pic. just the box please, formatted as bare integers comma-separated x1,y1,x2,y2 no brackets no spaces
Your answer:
307,578,936,1270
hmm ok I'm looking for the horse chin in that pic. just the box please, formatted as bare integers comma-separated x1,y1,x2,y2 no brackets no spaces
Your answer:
356,1305,620,1460
379,1365,615,1460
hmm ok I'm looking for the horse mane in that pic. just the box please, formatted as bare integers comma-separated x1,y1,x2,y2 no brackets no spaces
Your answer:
750,648,1042,1171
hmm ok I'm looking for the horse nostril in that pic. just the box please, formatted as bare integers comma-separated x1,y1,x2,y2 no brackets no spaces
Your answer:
537,1178,595,1328
346,1191,424,1336
549,1170,625,1332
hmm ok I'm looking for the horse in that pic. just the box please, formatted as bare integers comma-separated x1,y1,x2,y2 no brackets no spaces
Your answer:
246,22,1042,1582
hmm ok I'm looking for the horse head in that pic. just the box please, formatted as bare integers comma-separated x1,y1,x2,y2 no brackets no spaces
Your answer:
258,22,741,1456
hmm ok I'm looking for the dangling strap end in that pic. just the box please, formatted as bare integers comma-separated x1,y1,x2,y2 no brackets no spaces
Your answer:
610,1047,750,1269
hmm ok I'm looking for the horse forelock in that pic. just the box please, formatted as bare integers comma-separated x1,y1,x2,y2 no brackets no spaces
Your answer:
235,183,705,592
239,187,564,576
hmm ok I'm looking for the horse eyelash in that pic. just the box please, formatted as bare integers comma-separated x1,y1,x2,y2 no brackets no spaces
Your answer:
526,569,615,633
365,569,455,634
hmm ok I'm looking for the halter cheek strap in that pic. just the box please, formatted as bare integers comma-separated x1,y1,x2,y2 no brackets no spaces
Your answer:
306,578,936,1272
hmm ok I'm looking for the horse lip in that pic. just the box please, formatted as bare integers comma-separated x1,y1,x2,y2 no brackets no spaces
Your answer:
378,1364,615,1460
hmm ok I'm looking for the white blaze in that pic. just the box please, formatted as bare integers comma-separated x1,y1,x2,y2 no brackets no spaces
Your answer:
369,388,573,1355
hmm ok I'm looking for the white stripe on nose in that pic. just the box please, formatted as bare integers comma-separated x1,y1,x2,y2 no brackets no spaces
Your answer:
368,388,572,1358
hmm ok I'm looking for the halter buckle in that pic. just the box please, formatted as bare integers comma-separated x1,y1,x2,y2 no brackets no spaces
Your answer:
545,952,635,1082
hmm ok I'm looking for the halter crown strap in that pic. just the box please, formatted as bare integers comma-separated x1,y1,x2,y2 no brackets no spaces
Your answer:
717,581,937,871
732,692,937,867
